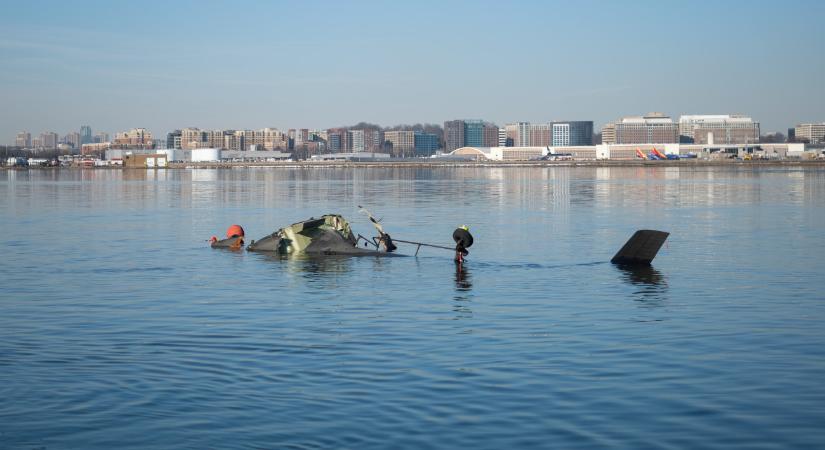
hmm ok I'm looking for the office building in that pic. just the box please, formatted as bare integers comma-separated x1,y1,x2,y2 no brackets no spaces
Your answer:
166,130,182,149
679,115,760,144
384,130,415,157
444,120,465,152
529,123,551,147
39,132,59,149
94,132,109,143
326,128,349,153
498,128,508,147
66,132,81,149
602,113,678,144
15,131,31,148
601,123,616,145
364,129,384,152
482,124,499,147
504,122,532,146
414,132,440,156
80,125,92,145
463,120,484,147
296,129,309,146
552,121,593,146
794,123,825,144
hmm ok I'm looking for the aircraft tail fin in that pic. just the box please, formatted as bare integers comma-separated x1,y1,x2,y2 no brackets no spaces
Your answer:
611,230,669,265
652,147,667,159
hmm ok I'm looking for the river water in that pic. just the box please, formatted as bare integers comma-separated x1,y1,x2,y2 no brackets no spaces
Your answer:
1,166,824,449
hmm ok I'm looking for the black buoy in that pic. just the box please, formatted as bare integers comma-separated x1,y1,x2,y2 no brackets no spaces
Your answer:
453,226,473,263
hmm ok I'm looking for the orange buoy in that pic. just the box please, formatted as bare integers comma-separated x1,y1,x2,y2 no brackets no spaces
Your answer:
226,224,245,239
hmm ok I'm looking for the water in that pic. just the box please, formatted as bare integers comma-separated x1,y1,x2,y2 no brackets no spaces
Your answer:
1,166,824,449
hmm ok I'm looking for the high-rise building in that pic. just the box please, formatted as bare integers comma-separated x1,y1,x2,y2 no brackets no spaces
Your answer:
223,133,244,151
39,132,59,149
295,129,309,146
94,132,109,143
384,130,415,157
444,120,465,152
262,128,287,150
601,123,616,145
679,115,760,144
205,130,227,149
482,123,499,147
66,132,81,149
528,123,551,147
602,113,678,144
166,130,182,149
552,121,593,147
80,125,92,145
414,132,440,156
349,129,365,152
498,128,508,147
15,131,31,148
181,128,205,149
794,123,825,144
286,129,297,150
463,120,484,147
113,128,153,148
364,129,383,152
503,122,539,146
327,128,346,153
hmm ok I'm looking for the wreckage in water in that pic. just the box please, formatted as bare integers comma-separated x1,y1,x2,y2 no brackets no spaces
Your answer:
243,207,468,259
212,209,668,266
246,214,396,256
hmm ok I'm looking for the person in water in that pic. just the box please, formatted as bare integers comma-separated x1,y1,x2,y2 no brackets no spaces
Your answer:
453,225,472,263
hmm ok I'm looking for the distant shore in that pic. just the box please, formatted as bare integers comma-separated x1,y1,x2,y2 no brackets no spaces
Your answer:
4,159,825,170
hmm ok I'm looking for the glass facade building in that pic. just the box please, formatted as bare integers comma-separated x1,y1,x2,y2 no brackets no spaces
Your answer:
552,121,593,146
463,120,484,147
414,132,440,156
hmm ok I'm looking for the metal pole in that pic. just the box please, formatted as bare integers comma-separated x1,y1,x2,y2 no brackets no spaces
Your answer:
392,238,455,252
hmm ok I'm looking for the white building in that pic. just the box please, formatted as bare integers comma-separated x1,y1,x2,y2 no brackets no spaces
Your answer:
794,123,825,144
190,148,221,162
450,143,805,161
451,146,545,161
679,115,760,144
349,129,365,152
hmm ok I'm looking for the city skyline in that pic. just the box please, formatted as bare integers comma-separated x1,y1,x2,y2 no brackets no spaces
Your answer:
1,0,823,141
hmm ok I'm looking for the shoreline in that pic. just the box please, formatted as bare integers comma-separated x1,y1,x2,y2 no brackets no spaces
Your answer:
4,159,825,170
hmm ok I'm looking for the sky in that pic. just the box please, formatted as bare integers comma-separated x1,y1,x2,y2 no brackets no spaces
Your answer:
1,0,824,142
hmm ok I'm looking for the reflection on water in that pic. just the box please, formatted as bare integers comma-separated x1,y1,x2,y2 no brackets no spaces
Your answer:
2,166,825,449
618,264,666,286
454,263,473,291
616,264,668,306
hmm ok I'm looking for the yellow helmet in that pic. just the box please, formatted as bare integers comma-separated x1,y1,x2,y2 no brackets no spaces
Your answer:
460,225,469,231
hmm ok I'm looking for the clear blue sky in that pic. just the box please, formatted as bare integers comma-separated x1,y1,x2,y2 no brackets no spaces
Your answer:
1,0,823,142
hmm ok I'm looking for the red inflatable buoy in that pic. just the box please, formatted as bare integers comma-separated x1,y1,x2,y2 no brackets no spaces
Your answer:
226,224,245,239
